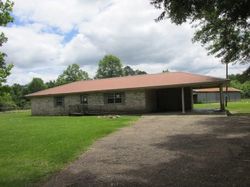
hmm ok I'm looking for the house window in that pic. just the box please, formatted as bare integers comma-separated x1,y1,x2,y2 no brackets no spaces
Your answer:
80,95,88,104
105,92,124,104
54,96,64,107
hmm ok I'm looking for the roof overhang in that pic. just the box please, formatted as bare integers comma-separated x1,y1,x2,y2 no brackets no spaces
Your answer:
26,80,227,98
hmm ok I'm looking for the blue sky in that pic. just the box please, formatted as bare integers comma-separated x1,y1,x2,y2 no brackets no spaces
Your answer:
1,0,248,85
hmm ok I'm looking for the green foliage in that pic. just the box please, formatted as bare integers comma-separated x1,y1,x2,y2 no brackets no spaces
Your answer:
0,0,14,26
162,69,169,73
229,66,250,83
134,69,147,75
123,65,147,76
0,0,14,86
10,83,29,108
27,78,46,94
151,0,250,64
0,62,13,86
45,80,57,88
229,67,250,98
0,111,138,186
0,90,16,111
123,65,135,76
57,64,89,85
230,80,250,98
96,55,123,78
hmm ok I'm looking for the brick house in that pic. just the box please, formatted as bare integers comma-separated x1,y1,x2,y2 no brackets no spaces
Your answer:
26,72,227,115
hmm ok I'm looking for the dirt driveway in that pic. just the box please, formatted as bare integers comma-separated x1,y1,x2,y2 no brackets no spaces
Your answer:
43,114,250,187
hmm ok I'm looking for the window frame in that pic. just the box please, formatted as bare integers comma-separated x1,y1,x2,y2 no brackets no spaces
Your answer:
54,96,65,107
104,92,124,104
80,94,88,105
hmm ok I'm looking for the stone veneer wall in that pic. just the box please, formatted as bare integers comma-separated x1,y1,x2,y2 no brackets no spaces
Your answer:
31,90,148,115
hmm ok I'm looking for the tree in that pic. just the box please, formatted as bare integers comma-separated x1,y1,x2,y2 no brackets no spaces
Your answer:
151,0,250,64
229,66,250,83
0,0,14,86
10,84,29,108
238,66,250,83
134,69,147,75
27,78,46,93
123,66,135,76
45,80,57,88
96,55,123,79
229,66,250,98
123,65,147,76
0,85,16,111
57,64,89,85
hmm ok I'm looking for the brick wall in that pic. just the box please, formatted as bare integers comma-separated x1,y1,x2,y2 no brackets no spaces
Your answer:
31,90,148,115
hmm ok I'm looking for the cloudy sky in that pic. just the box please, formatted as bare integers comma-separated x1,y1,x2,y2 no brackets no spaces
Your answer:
1,0,248,85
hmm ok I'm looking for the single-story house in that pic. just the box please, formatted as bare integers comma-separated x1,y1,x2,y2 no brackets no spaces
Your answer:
193,87,241,103
26,72,227,116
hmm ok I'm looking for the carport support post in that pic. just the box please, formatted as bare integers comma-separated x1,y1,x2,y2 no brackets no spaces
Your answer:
181,87,185,113
219,85,225,111
190,88,193,111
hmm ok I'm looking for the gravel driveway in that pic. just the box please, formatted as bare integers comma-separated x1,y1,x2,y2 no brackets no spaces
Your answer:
43,114,250,187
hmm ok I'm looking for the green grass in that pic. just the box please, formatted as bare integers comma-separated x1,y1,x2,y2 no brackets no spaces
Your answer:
0,111,139,187
194,99,250,114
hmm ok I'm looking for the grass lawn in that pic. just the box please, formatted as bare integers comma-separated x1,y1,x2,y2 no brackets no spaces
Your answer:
194,99,250,114
0,111,138,187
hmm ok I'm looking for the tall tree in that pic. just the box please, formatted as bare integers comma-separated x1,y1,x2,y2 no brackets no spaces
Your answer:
151,0,250,64
0,0,14,86
27,78,46,93
56,64,89,85
96,55,123,79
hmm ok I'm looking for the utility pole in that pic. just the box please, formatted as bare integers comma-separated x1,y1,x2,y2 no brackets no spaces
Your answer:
225,63,229,107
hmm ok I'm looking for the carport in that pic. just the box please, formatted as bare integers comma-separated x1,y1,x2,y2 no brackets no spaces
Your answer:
146,82,227,113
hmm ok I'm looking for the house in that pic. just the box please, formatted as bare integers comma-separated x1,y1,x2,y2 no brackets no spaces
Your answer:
26,72,227,115
193,87,241,103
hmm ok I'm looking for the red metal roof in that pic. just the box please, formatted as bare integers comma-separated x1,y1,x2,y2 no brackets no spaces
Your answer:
26,72,226,97
194,87,241,93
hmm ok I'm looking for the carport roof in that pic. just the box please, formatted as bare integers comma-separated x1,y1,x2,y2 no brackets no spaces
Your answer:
194,87,241,93
26,72,226,97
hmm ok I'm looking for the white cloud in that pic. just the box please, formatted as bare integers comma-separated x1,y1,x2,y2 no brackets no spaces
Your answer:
1,25,63,68
1,0,247,85
13,0,113,33
60,34,104,65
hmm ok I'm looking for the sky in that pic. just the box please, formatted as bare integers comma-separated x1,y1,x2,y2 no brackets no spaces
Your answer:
1,0,248,85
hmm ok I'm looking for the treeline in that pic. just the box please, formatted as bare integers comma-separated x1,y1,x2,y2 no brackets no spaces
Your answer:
0,55,148,111
229,66,250,98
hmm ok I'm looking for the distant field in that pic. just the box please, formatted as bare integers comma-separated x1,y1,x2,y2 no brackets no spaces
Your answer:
0,111,138,187
194,99,250,114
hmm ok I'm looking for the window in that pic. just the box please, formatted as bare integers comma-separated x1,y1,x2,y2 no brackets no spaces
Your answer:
105,92,124,104
80,95,88,104
54,96,64,107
